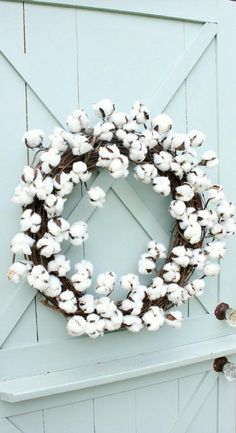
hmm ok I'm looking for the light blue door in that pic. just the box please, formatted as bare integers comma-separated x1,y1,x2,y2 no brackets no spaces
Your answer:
0,1,236,432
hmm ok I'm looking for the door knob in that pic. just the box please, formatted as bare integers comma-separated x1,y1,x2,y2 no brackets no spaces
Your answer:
213,357,236,382
214,302,236,327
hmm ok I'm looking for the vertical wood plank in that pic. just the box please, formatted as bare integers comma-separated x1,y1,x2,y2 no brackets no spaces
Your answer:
44,400,94,433
9,411,45,433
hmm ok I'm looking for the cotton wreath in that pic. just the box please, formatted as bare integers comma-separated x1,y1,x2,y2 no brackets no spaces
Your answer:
8,99,235,339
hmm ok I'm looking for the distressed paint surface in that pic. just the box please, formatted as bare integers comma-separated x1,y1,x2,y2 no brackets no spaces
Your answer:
0,0,236,432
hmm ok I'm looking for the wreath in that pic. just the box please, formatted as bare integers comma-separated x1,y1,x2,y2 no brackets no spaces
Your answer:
8,99,235,338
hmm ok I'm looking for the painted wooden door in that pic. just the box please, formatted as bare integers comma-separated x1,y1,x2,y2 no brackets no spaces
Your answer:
0,0,236,432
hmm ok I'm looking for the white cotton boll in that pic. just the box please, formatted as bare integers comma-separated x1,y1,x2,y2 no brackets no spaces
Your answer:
123,315,143,332
205,241,226,259
93,99,115,118
58,290,77,314
188,130,205,147
66,109,89,133
134,164,157,184
147,277,166,300
104,309,123,331
65,133,92,156
123,120,139,132
21,166,37,184
44,194,65,218
79,294,95,314
121,298,143,316
163,262,180,283
129,141,147,163
95,297,117,318
36,233,60,258
120,274,140,290
12,184,34,206
27,265,50,290
152,113,173,134
165,311,183,328
97,144,120,168
170,133,190,151
138,253,156,274
116,128,127,142
140,130,159,150
111,111,129,128
129,285,147,302
108,155,129,179
171,154,193,178
175,183,194,202
8,261,32,283
130,101,150,124
48,254,71,277
143,306,165,331
85,314,105,338
199,150,219,168
190,249,207,270
67,315,86,336
20,209,41,233
160,131,175,151
187,168,211,193
197,209,217,228
203,262,220,277
88,186,106,208
49,127,68,152
217,200,235,219
43,275,62,297
22,129,44,149
210,223,224,238
154,151,173,172
147,241,167,259
93,122,114,142
172,246,191,268
48,218,70,242
74,260,93,277
167,283,185,305
71,161,91,184
184,222,202,245
122,133,138,149
178,208,196,230
11,232,34,255
71,272,91,292
69,221,88,245
185,279,205,297
169,200,186,220
30,172,54,201
207,185,224,203
53,172,73,198
96,272,116,295
40,148,61,174
222,218,236,237
152,176,171,196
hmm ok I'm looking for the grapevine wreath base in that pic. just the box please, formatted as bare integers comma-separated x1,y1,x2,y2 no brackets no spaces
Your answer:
8,99,235,339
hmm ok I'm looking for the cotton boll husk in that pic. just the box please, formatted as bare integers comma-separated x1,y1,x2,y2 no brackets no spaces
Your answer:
97,144,120,168
48,218,70,242
53,172,73,198
170,133,190,151
93,99,115,118
197,209,217,228
188,130,205,147
36,233,61,258
187,168,211,193
165,311,183,328
130,101,150,124
48,254,71,276
121,298,143,316
87,186,106,207
22,129,44,148
199,150,219,168
207,184,224,203
67,315,86,336
8,261,32,283
123,315,143,332
152,114,173,134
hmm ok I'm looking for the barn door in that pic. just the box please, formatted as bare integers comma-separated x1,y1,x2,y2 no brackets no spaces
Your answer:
0,1,236,432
